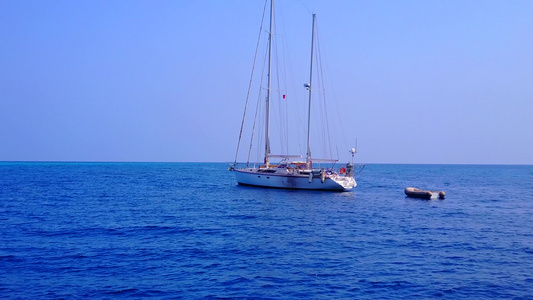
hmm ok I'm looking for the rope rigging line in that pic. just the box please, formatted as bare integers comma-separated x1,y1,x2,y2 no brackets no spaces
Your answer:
314,20,352,156
273,34,286,155
236,2,350,167
309,18,332,161
247,43,270,166
315,24,334,159
234,0,268,166
271,8,290,157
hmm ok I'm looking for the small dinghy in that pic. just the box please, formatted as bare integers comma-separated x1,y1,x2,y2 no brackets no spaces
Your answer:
405,187,445,200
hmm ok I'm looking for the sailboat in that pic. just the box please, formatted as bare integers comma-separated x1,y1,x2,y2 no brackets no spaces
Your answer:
229,0,357,192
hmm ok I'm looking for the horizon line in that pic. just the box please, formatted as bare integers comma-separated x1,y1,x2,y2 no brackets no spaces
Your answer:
1,160,532,166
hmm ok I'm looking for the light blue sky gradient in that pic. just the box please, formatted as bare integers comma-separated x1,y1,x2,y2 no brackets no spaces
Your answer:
1,0,532,164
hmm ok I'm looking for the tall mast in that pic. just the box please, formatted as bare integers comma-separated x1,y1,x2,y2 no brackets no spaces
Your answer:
264,0,274,167
305,13,316,167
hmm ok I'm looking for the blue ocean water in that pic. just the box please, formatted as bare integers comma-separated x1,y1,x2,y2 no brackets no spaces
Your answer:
0,162,532,299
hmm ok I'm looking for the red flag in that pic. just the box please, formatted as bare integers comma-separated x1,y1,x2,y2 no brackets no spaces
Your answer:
283,94,286,99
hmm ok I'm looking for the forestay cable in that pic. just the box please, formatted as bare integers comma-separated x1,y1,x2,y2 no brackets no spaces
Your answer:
234,0,268,166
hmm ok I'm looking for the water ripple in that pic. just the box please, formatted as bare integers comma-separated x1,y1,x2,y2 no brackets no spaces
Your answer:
0,163,532,298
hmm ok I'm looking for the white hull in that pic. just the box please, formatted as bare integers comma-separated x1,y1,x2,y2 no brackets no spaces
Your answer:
233,168,356,191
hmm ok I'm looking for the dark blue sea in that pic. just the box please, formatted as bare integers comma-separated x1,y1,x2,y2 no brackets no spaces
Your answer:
1,162,532,299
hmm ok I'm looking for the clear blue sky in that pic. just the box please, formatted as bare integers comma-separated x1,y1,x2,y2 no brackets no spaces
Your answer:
1,0,532,164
